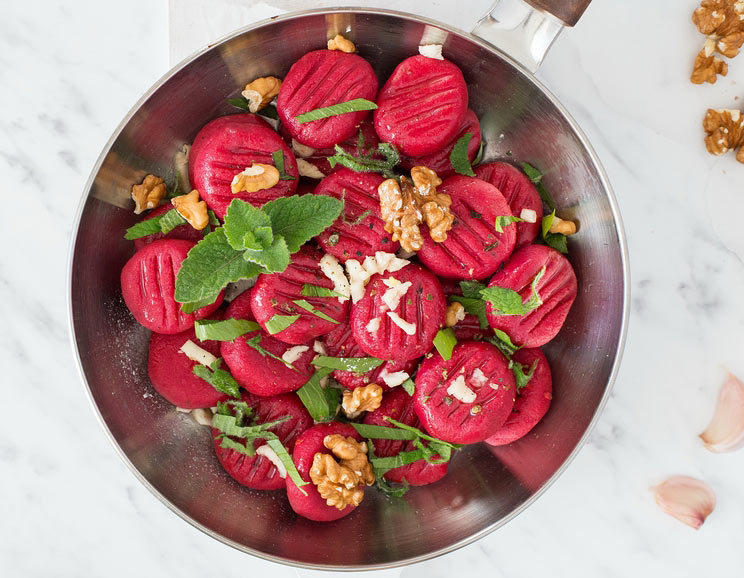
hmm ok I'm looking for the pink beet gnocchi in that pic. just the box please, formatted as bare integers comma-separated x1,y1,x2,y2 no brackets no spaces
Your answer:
486,244,577,348
413,341,516,445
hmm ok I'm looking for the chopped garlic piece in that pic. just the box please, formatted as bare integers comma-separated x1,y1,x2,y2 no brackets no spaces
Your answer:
471,368,488,387
282,345,309,364
520,208,537,223
418,44,444,60
447,375,477,403
297,158,325,180
313,340,327,355
366,317,381,333
179,340,218,367
346,259,372,303
191,408,214,427
380,370,410,388
381,278,412,311
256,444,287,478
345,252,411,303
291,139,315,158
386,311,416,335
319,254,350,302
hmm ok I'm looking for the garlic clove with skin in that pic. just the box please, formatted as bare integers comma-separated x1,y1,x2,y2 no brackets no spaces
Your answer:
699,371,744,453
652,476,716,530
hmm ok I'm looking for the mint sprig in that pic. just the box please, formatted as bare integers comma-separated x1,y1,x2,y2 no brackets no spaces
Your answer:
479,266,546,316
295,98,378,124
192,358,241,398
449,132,475,176
327,142,400,178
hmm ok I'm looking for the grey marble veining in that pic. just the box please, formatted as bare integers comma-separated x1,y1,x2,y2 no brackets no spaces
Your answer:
2,0,743,576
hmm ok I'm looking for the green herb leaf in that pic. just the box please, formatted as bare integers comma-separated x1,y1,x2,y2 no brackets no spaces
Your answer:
223,199,274,251
479,265,546,316
510,358,538,391
384,418,461,451
212,412,290,438
245,335,299,371
327,142,400,178
374,475,409,497
521,162,555,212
296,367,335,422
295,98,378,124
292,299,339,324
460,280,487,299
194,318,260,341
494,215,524,234
124,208,187,240
174,228,265,310
264,314,300,335
262,195,344,253
401,378,415,396
343,209,371,226
351,423,418,441
301,284,345,299
448,296,488,329
311,356,384,373
432,328,456,361
227,97,250,110
370,449,429,476
473,140,485,166
264,437,309,494
449,132,475,176
242,235,290,272
272,149,297,181
541,210,568,254
258,105,279,120
489,329,521,357
192,359,241,398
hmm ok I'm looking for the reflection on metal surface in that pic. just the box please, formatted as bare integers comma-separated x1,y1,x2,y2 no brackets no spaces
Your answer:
68,7,628,572
473,0,564,72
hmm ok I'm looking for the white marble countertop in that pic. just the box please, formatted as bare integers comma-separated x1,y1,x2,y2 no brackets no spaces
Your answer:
3,0,744,576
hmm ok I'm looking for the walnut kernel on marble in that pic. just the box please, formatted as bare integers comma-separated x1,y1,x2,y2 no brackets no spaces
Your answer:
231,163,280,194
378,166,453,253
691,0,744,84
703,108,744,162
341,383,383,418
131,174,166,214
241,76,282,113
327,34,356,53
309,435,375,510
171,189,209,230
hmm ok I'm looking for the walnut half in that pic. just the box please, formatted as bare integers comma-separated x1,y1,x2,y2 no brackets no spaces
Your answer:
691,0,744,84
378,166,454,253
342,383,383,418
231,163,280,194
703,108,744,162
309,435,375,510
131,174,166,214
171,189,209,230
241,76,282,113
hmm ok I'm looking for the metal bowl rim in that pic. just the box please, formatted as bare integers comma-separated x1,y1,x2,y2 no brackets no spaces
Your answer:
66,6,630,571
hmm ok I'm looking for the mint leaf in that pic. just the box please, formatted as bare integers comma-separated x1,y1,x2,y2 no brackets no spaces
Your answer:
258,105,279,120
296,367,334,421
351,423,417,441
245,335,299,371
374,475,409,497
124,208,187,240
459,280,486,299
327,142,400,178
369,448,430,476
227,97,250,110
311,356,383,373
448,296,487,329
264,437,309,494
521,162,556,212
401,378,415,396
194,318,260,341
479,266,546,316
264,314,300,335
216,435,257,457
212,412,290,439
192,359,241,398
301,284,345,299
432,328,456,361
489,329,521,357
473,140,485,165
292,299,339,324
541,211,568,254
494,215,524,234
449,132,475,176
295,98,378,124
223,199,273,251
510,358,538,391
262,195,343,253
242,236,290,272
272,149,296,181
175,228,264,310
160,208,188,234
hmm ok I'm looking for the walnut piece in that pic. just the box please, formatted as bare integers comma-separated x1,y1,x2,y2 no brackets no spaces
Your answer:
231,163,280,194
445,302,466,327
342,383,383,418
549,215,577,236
327,34,356,53
241,76,282,113
171,190,209,230
378,166,454,253
703,108,744,162
691,0,744,84
309,435,375,510
131,174,166,214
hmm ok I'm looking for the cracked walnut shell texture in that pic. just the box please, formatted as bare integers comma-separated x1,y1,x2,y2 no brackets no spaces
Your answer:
691,0,744,84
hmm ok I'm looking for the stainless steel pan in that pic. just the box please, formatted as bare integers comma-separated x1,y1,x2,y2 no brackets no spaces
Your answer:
68,0,628,570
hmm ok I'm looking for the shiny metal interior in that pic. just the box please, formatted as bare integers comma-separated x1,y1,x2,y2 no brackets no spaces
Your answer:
68,8,628,571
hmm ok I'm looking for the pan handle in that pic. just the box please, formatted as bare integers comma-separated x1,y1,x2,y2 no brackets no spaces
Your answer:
472,0,591,73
